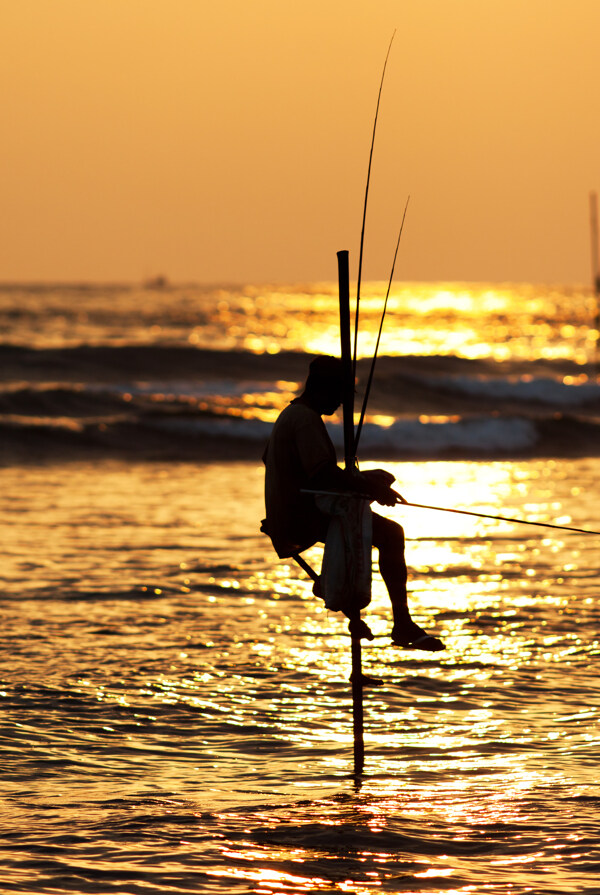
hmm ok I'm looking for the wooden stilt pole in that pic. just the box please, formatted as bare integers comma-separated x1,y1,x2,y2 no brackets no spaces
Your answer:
590,191,600,372
337,249,364,776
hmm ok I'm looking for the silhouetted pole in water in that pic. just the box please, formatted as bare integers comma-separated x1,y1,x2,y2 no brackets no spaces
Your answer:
590,191,600,369
337,249,365,776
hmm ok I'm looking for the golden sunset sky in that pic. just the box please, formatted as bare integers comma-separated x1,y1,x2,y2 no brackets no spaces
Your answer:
2,0,599,284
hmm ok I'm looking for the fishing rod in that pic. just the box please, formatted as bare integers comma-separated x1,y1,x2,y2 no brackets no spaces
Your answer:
342,32,397,778
400,500,600,536
353,31,396,382
354,195,410,454
301,489,600,535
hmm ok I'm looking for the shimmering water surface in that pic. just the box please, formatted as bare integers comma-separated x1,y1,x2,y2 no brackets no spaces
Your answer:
1,281,598,362
2,279,600,892
2,457,599,894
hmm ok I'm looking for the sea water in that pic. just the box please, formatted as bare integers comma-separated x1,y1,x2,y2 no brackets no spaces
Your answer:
1,281,599,893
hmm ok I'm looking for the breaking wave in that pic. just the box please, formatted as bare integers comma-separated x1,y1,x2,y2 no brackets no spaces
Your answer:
1,344,599,462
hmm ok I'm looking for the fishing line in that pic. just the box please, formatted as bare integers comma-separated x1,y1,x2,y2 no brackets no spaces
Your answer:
353,30,396,382
354,195,410,454
301,489,600,535
400,501,600,535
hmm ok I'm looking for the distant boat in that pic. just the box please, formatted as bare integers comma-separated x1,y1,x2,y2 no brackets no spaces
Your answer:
143,274,169,290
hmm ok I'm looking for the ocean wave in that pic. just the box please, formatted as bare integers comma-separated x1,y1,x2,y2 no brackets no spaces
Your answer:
2,348,599,414
1,342,594,386
2,344,600,462
438,374,600,407
151,412,598,458
355,416,539,454
2,410,599,463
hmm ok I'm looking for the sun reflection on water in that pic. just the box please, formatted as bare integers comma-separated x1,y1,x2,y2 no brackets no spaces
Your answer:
2,458,600,892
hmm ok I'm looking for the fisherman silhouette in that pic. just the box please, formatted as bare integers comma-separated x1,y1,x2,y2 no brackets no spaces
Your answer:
262,355,445,651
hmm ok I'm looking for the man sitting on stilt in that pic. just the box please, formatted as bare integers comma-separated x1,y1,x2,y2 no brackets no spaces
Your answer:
262,355,445,651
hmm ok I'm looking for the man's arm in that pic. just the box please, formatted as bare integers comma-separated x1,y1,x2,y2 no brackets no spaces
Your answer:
307,463,404,507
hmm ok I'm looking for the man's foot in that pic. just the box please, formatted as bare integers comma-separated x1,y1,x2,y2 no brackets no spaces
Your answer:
348,617,375,641
391,621,445,652
349,671,384,686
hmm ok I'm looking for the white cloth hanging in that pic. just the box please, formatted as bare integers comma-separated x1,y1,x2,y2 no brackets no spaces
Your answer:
315,493,372,613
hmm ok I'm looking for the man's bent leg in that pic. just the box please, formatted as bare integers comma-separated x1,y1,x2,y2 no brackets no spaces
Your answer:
372,513,409,624
372,512,445,652
371,514,408,609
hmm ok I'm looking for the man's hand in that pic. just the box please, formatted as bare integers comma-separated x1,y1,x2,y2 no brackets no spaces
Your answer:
372,485,398,506
361,469,407,507
374,487,408,507
362,468,395,488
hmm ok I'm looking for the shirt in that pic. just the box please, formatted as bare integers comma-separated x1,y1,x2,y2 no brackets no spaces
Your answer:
263,401,337,558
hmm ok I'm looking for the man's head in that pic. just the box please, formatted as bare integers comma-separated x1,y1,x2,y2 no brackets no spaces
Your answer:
303,355,345,415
